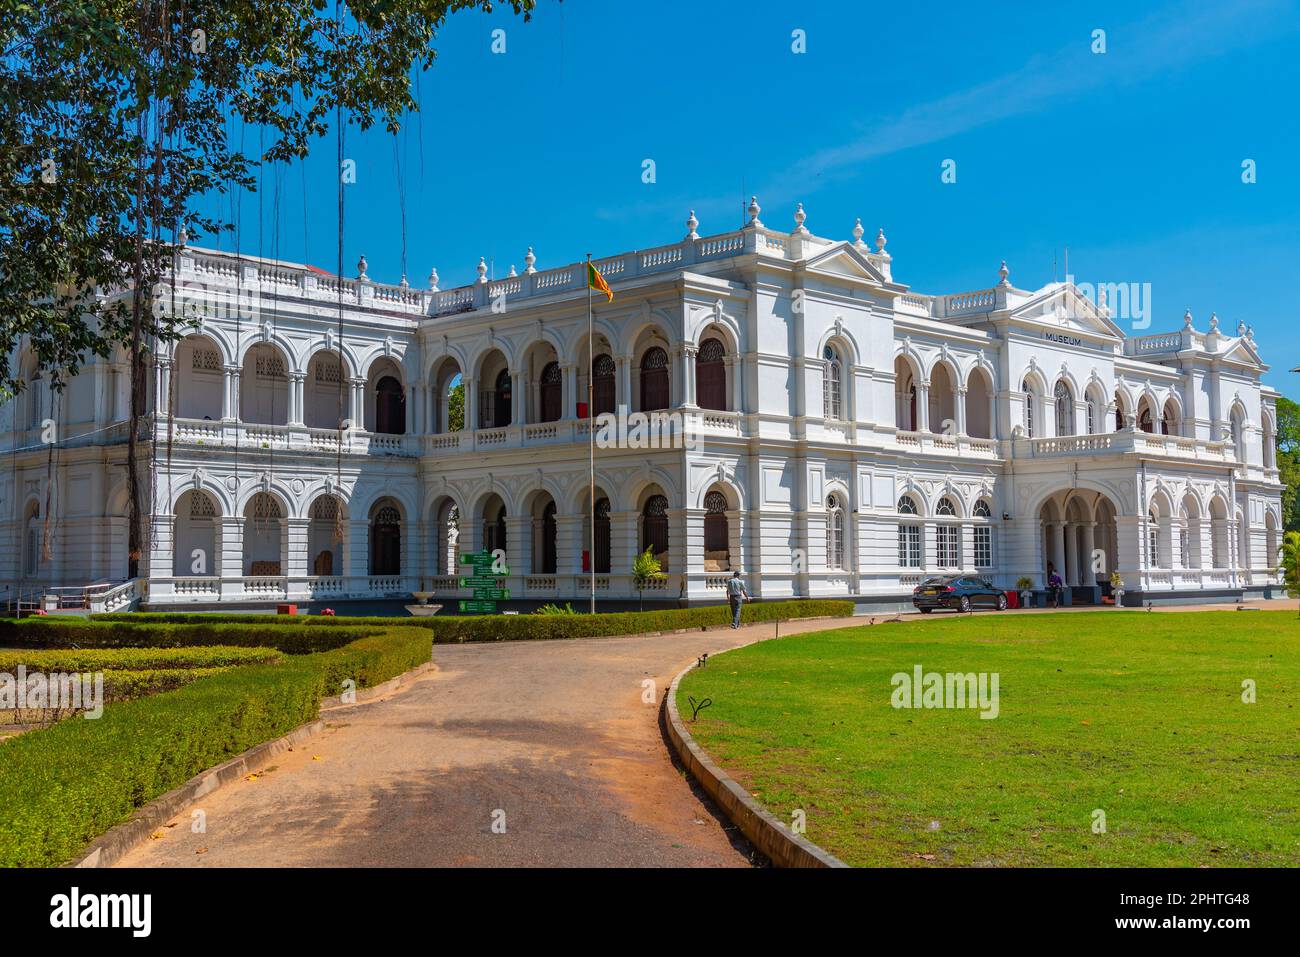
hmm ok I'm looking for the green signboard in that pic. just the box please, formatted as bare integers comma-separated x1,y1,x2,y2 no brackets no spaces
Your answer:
457,550,509,614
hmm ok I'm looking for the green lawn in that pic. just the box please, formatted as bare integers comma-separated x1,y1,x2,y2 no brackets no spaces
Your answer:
676,611,1300,867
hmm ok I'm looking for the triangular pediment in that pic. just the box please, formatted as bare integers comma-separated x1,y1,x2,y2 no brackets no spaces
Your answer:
1010,284,1125,340
803,243,887,284
1219,337,1264,368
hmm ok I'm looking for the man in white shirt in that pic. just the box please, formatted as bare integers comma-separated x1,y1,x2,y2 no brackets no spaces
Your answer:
725,569,750,628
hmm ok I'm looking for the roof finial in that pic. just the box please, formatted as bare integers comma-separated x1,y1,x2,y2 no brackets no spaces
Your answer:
852,218,865,247
746,195,762,226
356,255,369,280
1183,309,1193,330
523,247,536,274
177,224,188,248
998,260,1009,286
875,227,887,253
1208,311,1219,332
507,264,517,278
1246,324,1255,341
475,257,488,284
685,209,699,240
427,267,439,291
399,273,409,289
792,202,808,235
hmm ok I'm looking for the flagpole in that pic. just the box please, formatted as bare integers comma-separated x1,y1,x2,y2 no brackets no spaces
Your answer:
586,253,596,616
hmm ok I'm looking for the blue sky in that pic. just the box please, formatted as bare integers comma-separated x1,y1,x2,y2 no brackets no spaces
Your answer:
208,0,1300,397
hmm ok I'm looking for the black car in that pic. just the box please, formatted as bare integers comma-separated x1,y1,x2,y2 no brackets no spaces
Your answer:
911,575,1008,613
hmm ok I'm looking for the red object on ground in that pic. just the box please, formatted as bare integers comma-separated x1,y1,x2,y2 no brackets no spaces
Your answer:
1004,590,1020,609
276,603,298,616
582,550,590,572
577,401,588,418
321,608,336,616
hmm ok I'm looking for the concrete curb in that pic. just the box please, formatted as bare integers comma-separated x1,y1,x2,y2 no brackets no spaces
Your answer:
73,655,437,869
663,660,849,869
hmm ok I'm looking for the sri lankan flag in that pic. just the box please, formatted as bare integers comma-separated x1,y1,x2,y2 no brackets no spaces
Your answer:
587,261,614,302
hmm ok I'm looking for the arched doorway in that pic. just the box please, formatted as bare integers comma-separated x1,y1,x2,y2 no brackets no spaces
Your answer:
696,337,727,411
308,495,344,576
374,377,405,434
243,492,284,576
369,499,402,575
591,354,616,416
703,488,730,571
641,492,669,570
174,490,219,577
640,347,670,411
539,361,562,423
1037,490,1122,598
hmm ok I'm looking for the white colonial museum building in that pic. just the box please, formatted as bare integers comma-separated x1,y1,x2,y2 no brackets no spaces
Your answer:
0,199,1287,611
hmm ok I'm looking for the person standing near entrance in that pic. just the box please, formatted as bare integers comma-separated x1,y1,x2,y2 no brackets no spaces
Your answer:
726,569,750,628
1046,562,1064,609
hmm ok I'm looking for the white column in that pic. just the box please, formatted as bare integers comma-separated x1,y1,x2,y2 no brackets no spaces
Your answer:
561,363,576,420
511,371,525,425
1081,522,1097,585
616,355,632,414
223,367,239,421
463,377,478,433
955,386,967,436
1051,522,1066,580
915,385,931,432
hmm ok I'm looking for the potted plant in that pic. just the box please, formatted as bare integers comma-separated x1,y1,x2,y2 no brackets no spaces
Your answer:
1109,571,1125,607
1015,576,1034,609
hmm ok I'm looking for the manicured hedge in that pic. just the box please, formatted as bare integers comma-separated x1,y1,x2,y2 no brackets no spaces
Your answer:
0,619,371,653
0,624,432,867
0,646,281,672
83,598,855,644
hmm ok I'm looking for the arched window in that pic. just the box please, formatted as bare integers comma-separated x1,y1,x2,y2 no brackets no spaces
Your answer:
1054,382,1073,436
1022,379,1036,437
897,495,922,568
1263,415,1276,469
1114,392,1126,431
493,368,512,428
374,376,405,435
540,501,558,573
935,496,960,567
642,495,669,569
1147,509,1161,567
703,490,730,570
823,345,843,420
973,500,993,568
640,347,670,411
696,338,727,411
594,497,611,573
539,361,562,423
1230,408,1246,462
370,503,402,576
826,495,845,570
1086,394,1098,435
592,354,615,417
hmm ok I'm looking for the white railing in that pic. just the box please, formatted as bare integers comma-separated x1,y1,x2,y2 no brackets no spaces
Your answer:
87,577,145,613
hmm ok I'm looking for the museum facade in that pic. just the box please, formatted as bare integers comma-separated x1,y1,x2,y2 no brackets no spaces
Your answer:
1,200,1287,611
